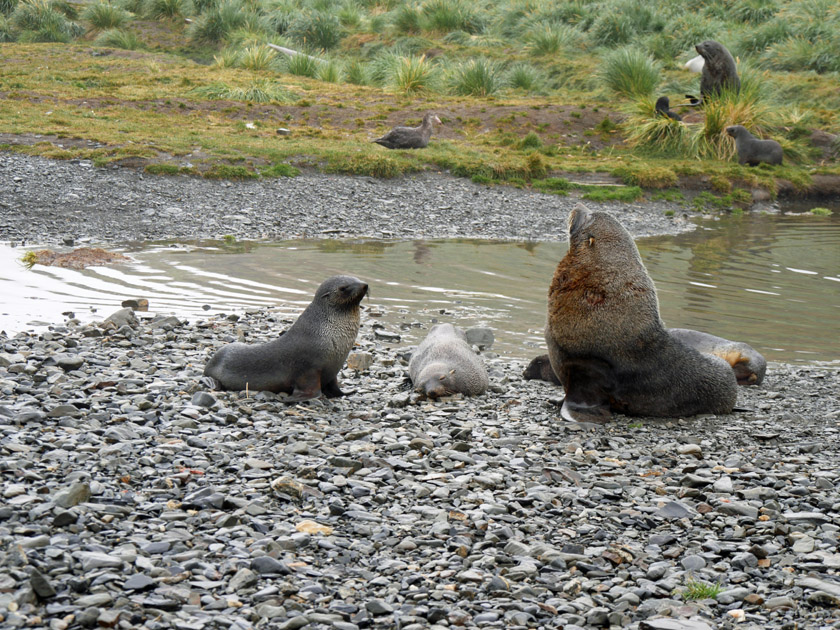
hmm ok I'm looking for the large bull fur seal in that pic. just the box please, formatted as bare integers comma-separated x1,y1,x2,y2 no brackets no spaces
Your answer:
545,203,738,423
204,275,368,400
726,125,783,166
409,323,488,399
527,327,766,387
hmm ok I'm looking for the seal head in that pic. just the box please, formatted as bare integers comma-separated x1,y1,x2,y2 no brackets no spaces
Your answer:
204,275,368,400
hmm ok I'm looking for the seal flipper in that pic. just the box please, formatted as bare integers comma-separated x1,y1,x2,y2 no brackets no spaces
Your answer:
322,378,347,398
558,358,615,424
283,371,323,403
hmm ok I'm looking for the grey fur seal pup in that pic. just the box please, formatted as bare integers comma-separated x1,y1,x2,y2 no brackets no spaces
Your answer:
668,328,766,385
527,325,767,387
204,275,368,400
373,112,441,149
409,323,488,399
726,125,783,166
545,204,738,423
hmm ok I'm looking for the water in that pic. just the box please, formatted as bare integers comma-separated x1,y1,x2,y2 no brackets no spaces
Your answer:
1,210,838,363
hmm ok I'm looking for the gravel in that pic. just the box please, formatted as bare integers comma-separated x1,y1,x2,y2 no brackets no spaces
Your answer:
2,153,839,630
0,153,697,246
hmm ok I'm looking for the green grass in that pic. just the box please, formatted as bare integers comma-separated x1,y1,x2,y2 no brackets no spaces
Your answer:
95,27,142,49
81,2,131,31
811,207,831,216
679,580,723,601
601,46,660,98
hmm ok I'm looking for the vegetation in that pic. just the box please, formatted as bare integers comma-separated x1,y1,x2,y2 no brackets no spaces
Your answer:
0,0,837,188
679,579,723,601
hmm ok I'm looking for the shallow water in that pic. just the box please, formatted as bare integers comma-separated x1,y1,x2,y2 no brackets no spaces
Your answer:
2,209,838,363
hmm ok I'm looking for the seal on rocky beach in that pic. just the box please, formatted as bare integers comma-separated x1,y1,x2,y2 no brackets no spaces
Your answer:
409,323,488,399
545,203,738,422
726,125,783,166
668,328,766,385
373,112,441,150
204,275,368,399
526,325,767,387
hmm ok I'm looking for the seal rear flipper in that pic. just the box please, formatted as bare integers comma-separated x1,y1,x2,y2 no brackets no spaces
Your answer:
560,397,612,424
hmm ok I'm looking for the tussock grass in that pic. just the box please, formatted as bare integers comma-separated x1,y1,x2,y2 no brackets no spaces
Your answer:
81,2,132,31
284,50,320,77
191,79,294,103
601,47,660,98
95,27,142,49
186,0,247,44
237,44,278,71
287,10,343,50
390,54,440,94
144,0,192,20
447,57,500,97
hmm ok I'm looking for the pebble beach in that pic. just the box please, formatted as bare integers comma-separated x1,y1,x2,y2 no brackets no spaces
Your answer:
2,153,840,630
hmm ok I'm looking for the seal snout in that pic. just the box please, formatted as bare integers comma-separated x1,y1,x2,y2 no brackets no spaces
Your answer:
725,125,738,138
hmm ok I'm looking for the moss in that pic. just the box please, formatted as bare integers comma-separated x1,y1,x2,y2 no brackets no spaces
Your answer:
261,163,301,178
203,164,259,180
613,165,677,189
580,185,643,202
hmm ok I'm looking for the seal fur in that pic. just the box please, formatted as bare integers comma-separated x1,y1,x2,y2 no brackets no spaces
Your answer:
409,323,488,399
668,328,766,385
696,40,740,99
204,275,368,400
545,204,738,422
726,125,783,166
655,96,682,122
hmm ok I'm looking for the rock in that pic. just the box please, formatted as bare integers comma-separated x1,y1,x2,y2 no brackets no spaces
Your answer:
228,568,259,592
29,568,56,598
251,556,291,575
103,308,139,329
123,574,157,591
347,352,374,371
54,482,91,508
465,327,494,349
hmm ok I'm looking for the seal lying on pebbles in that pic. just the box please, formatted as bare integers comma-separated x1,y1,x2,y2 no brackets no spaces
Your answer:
409,323,488,399
204,275,368,400
669,328,766,385
726,125,783,166
545,203,738,423
373,112,441,149
527,325,767,387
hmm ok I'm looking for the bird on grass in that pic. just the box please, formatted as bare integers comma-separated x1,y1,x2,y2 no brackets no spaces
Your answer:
373,112,441,149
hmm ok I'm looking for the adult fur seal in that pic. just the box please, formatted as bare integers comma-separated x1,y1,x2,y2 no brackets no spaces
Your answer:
696,40,740,100
545,203,737,422
668,328,766,385
204,275,368,400
409,323,488,399
726,125,783,166
527,325,766,387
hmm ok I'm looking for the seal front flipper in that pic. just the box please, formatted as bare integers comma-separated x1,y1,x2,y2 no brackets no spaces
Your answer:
557,359,615,424
283,371,323,403
322,378,349,398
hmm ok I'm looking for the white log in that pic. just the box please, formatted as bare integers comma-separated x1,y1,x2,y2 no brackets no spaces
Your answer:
266,44,325,64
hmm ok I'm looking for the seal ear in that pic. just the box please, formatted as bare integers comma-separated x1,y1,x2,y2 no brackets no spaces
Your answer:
568,203,593,237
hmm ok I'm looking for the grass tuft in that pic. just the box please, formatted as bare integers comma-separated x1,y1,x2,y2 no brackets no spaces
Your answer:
95,27,142,49
679,579,723,601
390,54,439,94
81,1,131,32
601,46,660,98
448,57,500,97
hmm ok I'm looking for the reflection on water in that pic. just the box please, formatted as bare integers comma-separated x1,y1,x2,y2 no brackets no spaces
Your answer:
1,210,838,363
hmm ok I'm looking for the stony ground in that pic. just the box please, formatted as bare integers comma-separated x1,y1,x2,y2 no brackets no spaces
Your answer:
2,153,840,630
0,153,696,246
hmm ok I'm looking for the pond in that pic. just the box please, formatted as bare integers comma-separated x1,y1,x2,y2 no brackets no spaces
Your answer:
2,208,838,364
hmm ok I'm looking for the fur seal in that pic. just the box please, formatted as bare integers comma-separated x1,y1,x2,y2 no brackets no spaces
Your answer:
726,125,783,166
668,328,766,385
409,323,488,399
204,275,368,400
527,325,766,387
373,112,441,149
545,203,738,422
696,40,740,100
655,96,682,121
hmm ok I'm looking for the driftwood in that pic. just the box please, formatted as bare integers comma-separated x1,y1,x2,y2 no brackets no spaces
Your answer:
266,44,325,64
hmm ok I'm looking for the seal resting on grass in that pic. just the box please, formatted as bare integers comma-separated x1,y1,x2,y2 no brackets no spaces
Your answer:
726,125,783,166
204,275,368,400
545,203,737,423
409,323,488,399
655,96,682,121
373,112,441,149
696,40,740,100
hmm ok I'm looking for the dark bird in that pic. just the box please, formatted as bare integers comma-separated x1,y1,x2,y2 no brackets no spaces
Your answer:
654,96,682,121
373,112,441,149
